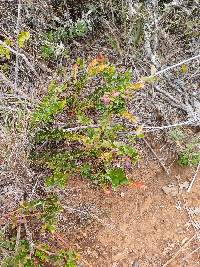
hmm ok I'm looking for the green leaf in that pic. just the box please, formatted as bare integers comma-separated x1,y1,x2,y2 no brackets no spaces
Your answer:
4,38,13,47
77,112,93,125
41,44,55,59
65,251,78,267
0,238,15,251
69,20,88,38
31,95,66,126
44,223,56,233
76,57,85,69
106,168,129,189
24,259,35,267
181,64,188,73
169,129,185,141
118,144,138,159
35,250,47,261
0,39,13,59
113,143,138,162
179,150,200,167
80,163,93,179
46,171,69,188
17,31,30,48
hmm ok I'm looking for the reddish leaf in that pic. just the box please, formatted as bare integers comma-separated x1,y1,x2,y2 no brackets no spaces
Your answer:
132,181,147,189
103,187,112,195
96,53,106,63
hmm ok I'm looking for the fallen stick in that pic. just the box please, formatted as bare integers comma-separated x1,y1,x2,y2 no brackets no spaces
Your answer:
162,234,196,267
143,138,169,175
187,162,200,193
154,54,200,76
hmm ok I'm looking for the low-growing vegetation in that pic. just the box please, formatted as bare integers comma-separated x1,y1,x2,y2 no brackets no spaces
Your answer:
31,57,144,189
0,0,199,266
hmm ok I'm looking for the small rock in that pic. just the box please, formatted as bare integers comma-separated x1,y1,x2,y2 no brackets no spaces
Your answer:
162,184,178,197
179,181,189,191
132,260,140,267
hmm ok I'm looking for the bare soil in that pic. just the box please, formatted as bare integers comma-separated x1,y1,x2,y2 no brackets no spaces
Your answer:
58,152,200,267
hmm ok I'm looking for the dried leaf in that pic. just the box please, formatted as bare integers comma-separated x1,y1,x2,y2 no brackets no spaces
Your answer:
132,260,140,267
122,111,138,123
187,207,200,216
150,65,157,75
132,181,147,189
135,125,144,136
103,186,112,195
72,63,79,81
141,75,157,83
128,81,145,90
100,152,113,162
88,61,106,76
96,53,106,63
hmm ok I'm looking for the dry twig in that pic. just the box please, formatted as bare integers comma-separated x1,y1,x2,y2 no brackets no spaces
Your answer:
143,138,170,175
0,71,15,90
15,223,21,252
154,54,200,76
183,245,200,261
0,40,39,78
187,162,200,193
14,0,22,90
162,234,196,267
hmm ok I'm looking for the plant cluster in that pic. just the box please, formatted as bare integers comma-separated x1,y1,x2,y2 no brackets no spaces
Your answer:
169,129,200,167
0,197,78,267
0,31,79,266
41,20,88,60
0,31,30,75
178,139,200,167
31,55,144,189
1,1,199,265
1,54,145,266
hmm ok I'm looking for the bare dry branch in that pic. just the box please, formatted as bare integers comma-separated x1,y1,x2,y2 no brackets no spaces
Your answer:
143,138,170,175
14,0,22,90
162,234,196,267
0,71,15,89
155,54,200,76
0,40,39,78
187,163,200,193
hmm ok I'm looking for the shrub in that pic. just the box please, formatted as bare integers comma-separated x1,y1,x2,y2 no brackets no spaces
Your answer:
31,56,143,189
178,138,200,167
0,237,78,267
40,19,88,60
169,129,185,142
178,147,200,167
0,198,78,266
41,44,55,59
